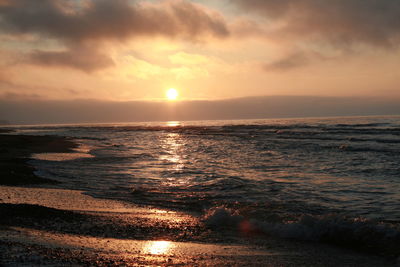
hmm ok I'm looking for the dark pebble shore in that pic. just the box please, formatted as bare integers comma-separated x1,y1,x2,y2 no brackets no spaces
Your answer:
0,130,77,185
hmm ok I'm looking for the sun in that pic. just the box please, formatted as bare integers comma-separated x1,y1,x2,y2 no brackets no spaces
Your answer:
166,88,179,100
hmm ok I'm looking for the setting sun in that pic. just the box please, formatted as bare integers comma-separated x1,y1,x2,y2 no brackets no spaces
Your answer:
166,88,179,100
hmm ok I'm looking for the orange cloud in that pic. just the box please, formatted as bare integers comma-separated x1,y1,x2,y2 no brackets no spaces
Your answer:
0,0,229,71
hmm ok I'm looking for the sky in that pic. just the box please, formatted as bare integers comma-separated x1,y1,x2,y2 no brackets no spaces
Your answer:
0,0,400,123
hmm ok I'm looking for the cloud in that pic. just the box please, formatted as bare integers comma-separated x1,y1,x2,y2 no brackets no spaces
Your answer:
0,0,229,43
0,67,20,90
0,0,229,71
233,0,400,48
0,91,42,100
169,52,209,65
263,52,310,71
29,47,114,72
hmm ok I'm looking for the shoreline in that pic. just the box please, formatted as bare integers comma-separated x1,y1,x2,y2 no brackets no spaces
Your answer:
0,131,77,186
0,132,397,266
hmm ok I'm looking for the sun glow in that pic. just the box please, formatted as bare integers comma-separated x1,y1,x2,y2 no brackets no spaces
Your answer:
166,88,179,100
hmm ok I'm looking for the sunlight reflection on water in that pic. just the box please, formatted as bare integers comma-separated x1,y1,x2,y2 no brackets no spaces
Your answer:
32,152,94,161
166,121,181,127
159,132,185,171
143,241,174,255
25,116,400,221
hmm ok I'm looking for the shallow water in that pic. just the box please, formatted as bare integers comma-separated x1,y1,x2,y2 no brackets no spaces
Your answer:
9,116,400,247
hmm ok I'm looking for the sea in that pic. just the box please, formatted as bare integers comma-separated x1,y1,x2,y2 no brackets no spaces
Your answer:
8,116,400,252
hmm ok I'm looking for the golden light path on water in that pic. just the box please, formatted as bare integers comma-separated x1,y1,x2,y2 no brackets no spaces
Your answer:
160,121,186,172
166,121,180,127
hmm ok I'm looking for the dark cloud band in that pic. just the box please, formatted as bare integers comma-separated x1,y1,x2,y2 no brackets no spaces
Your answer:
0,0,229,71
0,0,229,42
29,47,114,72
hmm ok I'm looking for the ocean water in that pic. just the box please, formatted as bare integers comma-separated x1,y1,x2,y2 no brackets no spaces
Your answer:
10,116,400,249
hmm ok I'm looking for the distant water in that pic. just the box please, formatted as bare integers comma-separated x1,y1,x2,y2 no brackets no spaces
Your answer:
10,116,400,247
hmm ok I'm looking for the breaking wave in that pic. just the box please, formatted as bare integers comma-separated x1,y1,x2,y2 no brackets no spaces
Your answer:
203,207,400,257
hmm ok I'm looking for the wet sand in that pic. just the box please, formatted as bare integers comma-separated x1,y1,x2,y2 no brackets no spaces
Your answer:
0,186,395,266
0,133,397,266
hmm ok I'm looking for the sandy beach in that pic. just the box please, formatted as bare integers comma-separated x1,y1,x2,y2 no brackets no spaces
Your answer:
0,132,397,266
0,185,395,266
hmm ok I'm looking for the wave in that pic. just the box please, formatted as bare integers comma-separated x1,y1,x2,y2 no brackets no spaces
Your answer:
333,123,392,128
338,144,400,153
203,207,400,257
